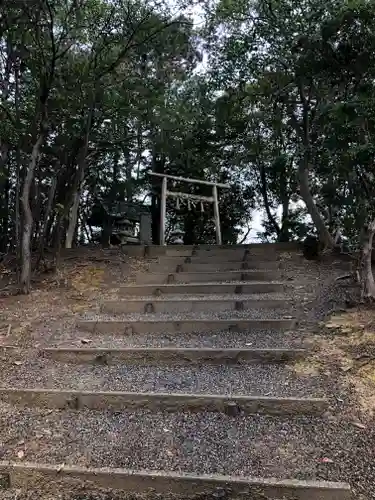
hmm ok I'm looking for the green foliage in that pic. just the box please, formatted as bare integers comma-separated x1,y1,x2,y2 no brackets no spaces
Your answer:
203,0,375,243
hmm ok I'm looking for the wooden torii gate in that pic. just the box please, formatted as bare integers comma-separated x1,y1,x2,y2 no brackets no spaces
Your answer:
149,172,230,245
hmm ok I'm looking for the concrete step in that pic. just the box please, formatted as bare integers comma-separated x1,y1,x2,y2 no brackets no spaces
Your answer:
49,327,306,350
0,387,327,415
77,318,297,335
0,405,350,500
162,248,249,258
156,254,252,265
119,282,287,296
0,462,350,500
148,260,283,272
164,246,250,258
136,270,277,284
41,347,307,364
157,243,300,258
101,298,287,314
3,355,322,392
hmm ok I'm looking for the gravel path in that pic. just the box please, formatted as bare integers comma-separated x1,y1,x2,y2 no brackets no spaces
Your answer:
82,309,300,321
48,329,307,349
1,247,366,498
0,405,340,480
101,292,296,301
0,359,325,396
0,492,293,500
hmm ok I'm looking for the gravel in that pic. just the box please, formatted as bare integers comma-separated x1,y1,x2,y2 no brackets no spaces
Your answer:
81,309,301,321
0,359,325,396
1,248,368,498
0,405,342,480
0,492,296,500
48,329,307,349
101,293,295,301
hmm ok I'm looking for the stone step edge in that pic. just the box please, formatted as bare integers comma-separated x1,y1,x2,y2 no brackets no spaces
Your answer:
149,261,284,269
76,318,297,334
100,298,289,314
122,281,286,287
0,462,350,500
41,347,307,364
102,297,288,303
139,270,279,276
0,388,328,415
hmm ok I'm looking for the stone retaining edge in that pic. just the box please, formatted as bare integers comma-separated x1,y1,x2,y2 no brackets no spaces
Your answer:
0,388,327,415
0,462,350,500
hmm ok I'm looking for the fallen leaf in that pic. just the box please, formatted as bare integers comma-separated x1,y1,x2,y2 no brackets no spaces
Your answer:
13,361,22,366
352,422,366,430
17,450,24,459
319,457,334,463
341,365,353,372
340,328,352,334
325,323,340,329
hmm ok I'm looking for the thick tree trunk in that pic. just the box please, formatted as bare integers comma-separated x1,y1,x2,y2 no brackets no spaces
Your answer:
65,165,84,248
298,160,334,248
361,219,375,300
259,163,281,238
278,192,290,242
36,175,57,268
278,162,290,242
0,145,9,252
20,132,45,294
65,101,95,248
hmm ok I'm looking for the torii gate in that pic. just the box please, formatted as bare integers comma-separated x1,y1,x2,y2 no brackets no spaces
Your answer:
149,172,230,245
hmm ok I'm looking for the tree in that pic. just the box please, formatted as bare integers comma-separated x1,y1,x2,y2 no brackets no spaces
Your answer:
0,0,202,292
203,0,375,295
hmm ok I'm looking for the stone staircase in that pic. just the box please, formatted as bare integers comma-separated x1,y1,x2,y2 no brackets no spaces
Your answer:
0,244,351,499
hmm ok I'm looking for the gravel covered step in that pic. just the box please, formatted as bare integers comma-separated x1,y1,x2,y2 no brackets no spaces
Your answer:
119,282,287,296
50,328,306,349
136,270,278,284
0,389,327,415
0,407,350,499
149,260,284,272
41,347,307,364
155,255,263,266
77,318,297,335
165,246,251,257
0,465,351,500
0,359,325,398
101,297,287,314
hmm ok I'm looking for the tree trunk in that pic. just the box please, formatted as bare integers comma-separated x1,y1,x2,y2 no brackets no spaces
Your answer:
298,159,334,248
259,163,280,238
361,218,375,300
20,132,45,294
0,146,9,252
36,174,57,268
65,165,84,248
278,162,290,242
65,101,95,248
